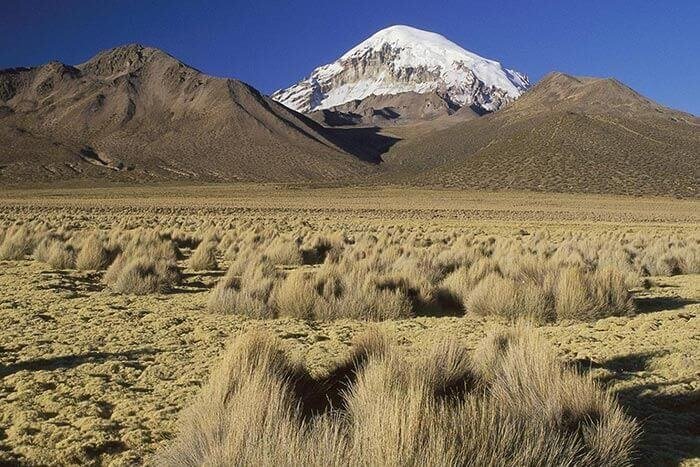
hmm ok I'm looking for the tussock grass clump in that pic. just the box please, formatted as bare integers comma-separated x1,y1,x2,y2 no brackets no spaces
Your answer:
555,266,634,320
0,226,33,260
438,258,500,311
636,236,700,276
159,326,638,466
188,240,218,271
207,259,277,318
208,258,419,321
164,229,199,250
465,266,633,323
76,233,114,270
15,216,695,322
335,273,416,320
33,237,76,269
204,227,642,323
467,273,554,322
105,257,181,295
264,237,303,266
272,270,316,319
103,231,181,294
444,254,632,322
301,234,344,265
473,326,640,465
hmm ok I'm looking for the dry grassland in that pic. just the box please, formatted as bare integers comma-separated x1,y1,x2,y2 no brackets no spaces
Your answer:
0,185,698,466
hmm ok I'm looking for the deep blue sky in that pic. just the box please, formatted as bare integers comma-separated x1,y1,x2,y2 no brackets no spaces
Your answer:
2,0,699,114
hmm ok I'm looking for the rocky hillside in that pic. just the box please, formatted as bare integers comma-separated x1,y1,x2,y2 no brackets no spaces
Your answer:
0,45,375,184
381,72,699,197
1,42,697,197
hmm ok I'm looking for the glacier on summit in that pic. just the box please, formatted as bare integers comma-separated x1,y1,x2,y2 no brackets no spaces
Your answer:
272,25,530,114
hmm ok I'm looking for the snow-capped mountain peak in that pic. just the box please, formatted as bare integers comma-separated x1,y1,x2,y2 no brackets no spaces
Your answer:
272,25,529,114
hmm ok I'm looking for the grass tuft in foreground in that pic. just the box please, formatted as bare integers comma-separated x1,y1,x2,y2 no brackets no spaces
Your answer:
158,325,639,466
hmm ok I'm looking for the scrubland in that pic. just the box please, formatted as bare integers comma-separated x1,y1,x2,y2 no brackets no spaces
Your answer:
0,186,698,465
159,326,639,466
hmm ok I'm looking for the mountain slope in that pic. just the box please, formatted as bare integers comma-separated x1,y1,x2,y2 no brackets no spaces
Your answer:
306,90,484,127
1,43,697,197
381,73,699,197
272,25,529,122
0,44,373,184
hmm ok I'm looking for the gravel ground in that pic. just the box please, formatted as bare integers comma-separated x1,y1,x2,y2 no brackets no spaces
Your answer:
0,261,698,466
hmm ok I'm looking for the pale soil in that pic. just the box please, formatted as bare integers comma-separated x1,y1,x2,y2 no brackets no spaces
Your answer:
0,259,697,466
2,185,699,227
0,187,698,466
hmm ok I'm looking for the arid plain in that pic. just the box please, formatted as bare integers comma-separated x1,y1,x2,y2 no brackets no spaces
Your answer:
0,185,698,466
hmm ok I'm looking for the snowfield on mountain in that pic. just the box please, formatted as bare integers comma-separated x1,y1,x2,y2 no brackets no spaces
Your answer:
272,25,530,114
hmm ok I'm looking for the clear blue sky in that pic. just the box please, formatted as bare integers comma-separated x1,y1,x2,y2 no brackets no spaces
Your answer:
2,0,699,115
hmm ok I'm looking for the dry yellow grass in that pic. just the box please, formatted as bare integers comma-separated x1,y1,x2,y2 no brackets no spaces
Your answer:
0,256,697,465
187,239,219,271
1,202,696,321
264,236,304,266
101,232,181,294
158,326,639,465
104,257,181,295
75,233,113,270
0,186,697,465
272,270,317,319
207,258,277,318
0,225,32,260
33,237,76,269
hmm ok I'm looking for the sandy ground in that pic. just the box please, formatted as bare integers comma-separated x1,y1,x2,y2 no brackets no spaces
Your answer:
0,187,698,465
2,185,699,228
0,259,697,466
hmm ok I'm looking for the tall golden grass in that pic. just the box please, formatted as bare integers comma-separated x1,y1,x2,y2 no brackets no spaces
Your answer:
158,326,639,465
103,230,181,294
3,222,698,318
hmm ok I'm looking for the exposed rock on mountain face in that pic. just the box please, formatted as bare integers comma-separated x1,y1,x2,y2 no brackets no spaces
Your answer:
305,91,484,127
0,44,375,184
272,25,529,122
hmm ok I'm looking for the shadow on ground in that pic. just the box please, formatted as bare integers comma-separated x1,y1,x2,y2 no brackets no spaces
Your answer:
170,270,226,294
618,379,699,467
0,348,158,377
576,351,699,466
323,126,401,163
39,270,105,295
633,296,699,314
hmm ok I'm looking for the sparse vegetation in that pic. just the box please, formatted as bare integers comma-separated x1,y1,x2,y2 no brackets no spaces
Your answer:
207,258,277,317
105,257,181,295
188,239,218,271
0,225,33,260
103,232,181,294
33,236,76,269
159,326,639,465
197,225,650,321
1,205,696,321
75,233,114,270
264,236,303,265
272,270,316,319
0,188,696,465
